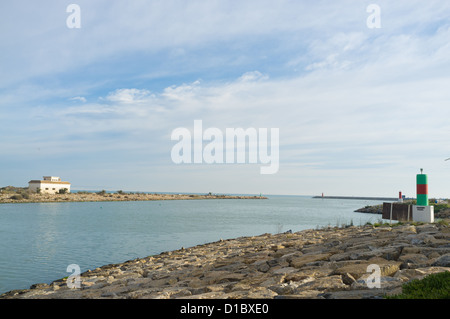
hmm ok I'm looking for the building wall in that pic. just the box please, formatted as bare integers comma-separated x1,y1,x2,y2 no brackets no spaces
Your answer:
43,176,61,182
29,182,71,194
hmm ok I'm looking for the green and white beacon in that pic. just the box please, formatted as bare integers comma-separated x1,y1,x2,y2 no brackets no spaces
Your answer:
412,168,434,222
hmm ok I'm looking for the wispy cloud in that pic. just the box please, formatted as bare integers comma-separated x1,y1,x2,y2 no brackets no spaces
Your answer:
69,96,87,103
105,88,152,104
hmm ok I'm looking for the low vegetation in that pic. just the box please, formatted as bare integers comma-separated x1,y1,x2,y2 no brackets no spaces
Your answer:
1,186,31,200
0,186,28,194
386,271,450,299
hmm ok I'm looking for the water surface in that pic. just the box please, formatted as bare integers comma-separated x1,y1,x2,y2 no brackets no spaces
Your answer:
0,195,383,294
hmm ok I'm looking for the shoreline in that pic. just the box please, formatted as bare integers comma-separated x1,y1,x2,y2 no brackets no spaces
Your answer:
354,203,450,219
0,192,267,204
2,221,449,299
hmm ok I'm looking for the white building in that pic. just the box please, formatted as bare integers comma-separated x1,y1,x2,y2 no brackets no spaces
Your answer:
28,176,71,194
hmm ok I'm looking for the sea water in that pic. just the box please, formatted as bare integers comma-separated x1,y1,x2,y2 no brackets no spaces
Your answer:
0,195,384,294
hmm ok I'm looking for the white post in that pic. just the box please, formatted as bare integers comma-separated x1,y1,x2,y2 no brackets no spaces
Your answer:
390,203,393,225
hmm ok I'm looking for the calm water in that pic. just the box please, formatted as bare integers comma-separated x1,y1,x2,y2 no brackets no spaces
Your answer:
0,195,384,294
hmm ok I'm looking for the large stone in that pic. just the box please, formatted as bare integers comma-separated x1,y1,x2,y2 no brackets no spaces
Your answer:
431,254,450,267
275,290,323,299
201,271,245,285
394,266,450,282
268,282,298,295
321,289,387,299
332,258,401,280
350,247,402,261
341,273,357,285
295,275,346,292
329,251,353,262
290,253,331,268
398,254,430,268
253,260,270,273
272,267,298,275
244,287,278,299
352,275,403,290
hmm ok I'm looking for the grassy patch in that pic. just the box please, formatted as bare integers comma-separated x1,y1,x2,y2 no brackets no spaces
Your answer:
430,202,450,214
436,219,450,226
386,271,450,299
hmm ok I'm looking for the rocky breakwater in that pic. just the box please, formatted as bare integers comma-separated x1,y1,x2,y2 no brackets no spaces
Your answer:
1,222,449,299
354,204,383,214
0,192,267,204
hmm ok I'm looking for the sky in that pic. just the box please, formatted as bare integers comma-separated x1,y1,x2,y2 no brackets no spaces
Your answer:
1,1,450,197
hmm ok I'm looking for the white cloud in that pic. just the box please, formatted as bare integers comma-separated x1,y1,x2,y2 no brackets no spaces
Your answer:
105,88,152,104
69,96,87,103
162,81,201,101
238,71,269,82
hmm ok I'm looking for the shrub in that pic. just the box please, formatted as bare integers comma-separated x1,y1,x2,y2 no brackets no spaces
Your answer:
387,271,450,299
10,194,23,200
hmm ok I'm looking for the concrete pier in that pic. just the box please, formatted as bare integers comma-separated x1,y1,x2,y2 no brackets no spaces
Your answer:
313,196,398,201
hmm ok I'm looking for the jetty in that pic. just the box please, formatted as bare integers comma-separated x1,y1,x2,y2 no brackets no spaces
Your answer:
0,191,267,204
313,195,397,201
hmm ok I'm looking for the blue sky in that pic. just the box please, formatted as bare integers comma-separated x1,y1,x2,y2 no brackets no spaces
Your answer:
2,1,450,197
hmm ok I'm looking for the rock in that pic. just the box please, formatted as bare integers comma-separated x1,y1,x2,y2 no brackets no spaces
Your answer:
268,282,298,295
271,267,297,275
254,260,270,273
332,258,401,280
341,273,357,285
201,271,245,285
29,283,49,290
181,291,226,299
169,288,193,298
398,253,430,268
295,275,347,292
329,251,352,262
290,253,331,268
394,266,450,282
431,254,450,267
354,205,383,214
275,290,323,299
244,287,278,299
416,224,438,233
392,225,417,234
260,274,286,287
352,275,403,290
270,244,285,251
321,289,387,299
350,247,402,261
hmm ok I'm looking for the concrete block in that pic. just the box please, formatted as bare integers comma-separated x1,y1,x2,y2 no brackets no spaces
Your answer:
412,205,434,223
